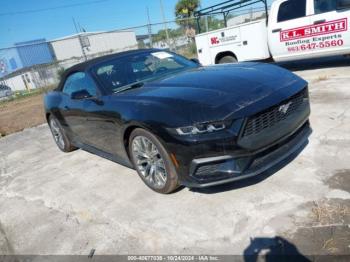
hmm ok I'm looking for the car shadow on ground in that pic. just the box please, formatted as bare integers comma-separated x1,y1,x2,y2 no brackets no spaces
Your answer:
275,55,350,72
243,236,311,262
190,141,308,195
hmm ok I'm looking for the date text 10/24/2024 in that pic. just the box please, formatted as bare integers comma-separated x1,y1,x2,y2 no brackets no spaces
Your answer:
127,256,220,261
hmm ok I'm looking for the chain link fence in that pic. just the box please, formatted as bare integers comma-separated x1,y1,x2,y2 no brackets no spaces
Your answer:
0,6,268,97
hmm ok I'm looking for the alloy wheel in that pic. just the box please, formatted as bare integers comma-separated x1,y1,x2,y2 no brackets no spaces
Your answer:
132,136,168,189
50,118,65,150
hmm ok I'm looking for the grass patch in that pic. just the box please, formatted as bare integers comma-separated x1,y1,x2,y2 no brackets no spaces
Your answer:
0,86,54,136
311,200,350,225
0,85,55,107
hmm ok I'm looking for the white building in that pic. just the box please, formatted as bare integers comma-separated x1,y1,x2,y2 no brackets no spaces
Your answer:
51,30,138,61
0,30,138,92
1,65,59,92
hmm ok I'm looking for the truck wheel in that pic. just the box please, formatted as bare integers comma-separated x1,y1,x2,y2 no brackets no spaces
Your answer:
218,56,237,64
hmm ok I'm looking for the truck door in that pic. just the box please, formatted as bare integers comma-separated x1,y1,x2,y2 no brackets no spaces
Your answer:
309,0,350,57
196,34,213,66
268,0,312,62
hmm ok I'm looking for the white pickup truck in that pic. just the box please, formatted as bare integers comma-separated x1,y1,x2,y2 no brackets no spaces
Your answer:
195,0,350,65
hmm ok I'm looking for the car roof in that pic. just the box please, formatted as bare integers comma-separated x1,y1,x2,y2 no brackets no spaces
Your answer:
57,48,163,91
63,48,162,75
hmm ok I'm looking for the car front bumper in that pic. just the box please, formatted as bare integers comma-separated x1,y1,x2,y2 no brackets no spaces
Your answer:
177,121,312,188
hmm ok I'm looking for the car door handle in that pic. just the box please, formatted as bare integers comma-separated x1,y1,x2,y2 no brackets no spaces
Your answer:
64,106,70,110
272,28,281,33
314,19,326,25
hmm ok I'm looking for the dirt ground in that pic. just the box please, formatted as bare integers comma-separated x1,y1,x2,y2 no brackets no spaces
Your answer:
0,58,349,258
0,94,46,136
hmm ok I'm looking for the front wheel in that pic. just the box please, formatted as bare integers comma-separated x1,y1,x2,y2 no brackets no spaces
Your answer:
129,128,179,194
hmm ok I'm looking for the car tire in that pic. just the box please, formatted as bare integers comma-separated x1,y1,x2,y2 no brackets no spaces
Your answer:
48,115,76,153
218,55,237,64
129,128,179,194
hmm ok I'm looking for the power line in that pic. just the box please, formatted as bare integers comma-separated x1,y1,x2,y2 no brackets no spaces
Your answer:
0,0,110,16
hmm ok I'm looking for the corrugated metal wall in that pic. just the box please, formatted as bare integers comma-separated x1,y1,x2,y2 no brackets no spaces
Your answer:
14,39,54,67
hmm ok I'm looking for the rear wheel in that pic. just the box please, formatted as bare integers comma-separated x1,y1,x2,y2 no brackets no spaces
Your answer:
48,115,76,152
218,55,237,64
129,128,179,194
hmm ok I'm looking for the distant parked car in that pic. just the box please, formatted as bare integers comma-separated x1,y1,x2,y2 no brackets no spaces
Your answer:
0,85,12,98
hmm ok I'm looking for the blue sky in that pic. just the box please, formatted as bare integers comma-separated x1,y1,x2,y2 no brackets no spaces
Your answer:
0,0,272,48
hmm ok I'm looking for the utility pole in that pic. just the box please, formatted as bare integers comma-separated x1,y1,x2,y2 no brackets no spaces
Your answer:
205,13,209,32
159,0,171,49
146,7,153,48
199,3,209,32
72,17,79,33
72,17,87,61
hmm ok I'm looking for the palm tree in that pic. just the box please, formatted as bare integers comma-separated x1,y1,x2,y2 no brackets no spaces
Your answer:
175,0,200,40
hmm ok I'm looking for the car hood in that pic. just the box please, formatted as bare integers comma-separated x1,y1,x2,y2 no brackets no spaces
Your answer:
118,63,307,124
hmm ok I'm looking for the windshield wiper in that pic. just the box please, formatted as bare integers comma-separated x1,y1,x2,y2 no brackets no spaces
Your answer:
114,81,144,94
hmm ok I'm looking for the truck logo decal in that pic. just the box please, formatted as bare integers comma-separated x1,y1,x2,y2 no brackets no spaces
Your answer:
279,102,292,114
280,18,347,42
211,37,220,45
210,35,238,45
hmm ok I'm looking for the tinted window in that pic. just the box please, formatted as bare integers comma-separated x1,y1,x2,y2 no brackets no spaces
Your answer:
314,0,337,14
63,72,97,97
93,51,197,93
278,0,306,22
95,60,127,90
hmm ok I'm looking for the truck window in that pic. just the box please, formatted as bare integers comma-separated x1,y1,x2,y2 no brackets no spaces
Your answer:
314,0,337,14
277,0,307,22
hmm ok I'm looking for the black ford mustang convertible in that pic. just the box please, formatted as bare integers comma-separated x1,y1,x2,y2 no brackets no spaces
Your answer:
44,49,311,194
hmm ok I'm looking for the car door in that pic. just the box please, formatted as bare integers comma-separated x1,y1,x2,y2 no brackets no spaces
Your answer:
268,0,312,62
76,73,121,154
60,71,113,153
60,72,90,143
309,0,350,56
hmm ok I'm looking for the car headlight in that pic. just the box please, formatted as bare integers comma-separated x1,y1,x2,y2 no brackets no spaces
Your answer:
175,121,228,135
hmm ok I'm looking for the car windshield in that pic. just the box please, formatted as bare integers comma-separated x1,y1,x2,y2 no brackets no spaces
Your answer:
92,50,198,93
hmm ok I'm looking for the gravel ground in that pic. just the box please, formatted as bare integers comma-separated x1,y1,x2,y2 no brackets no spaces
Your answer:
0,59,349,258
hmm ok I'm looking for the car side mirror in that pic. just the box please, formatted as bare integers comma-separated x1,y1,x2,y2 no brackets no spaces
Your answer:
337,0,350,9
191,58,201,65
71,89,92,100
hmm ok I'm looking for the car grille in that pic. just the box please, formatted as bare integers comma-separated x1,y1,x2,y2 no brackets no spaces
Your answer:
242,88,308,138
196,163,222,177
193,162,232,182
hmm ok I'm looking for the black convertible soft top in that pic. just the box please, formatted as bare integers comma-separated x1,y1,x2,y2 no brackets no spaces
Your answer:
57,48,161,90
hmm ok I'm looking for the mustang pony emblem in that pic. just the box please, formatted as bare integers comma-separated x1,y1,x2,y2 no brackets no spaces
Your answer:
279,102,292,114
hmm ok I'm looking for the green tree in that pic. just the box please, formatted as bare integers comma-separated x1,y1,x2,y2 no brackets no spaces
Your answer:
153,29,168,42
175,0,200,29
175,0,200,18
